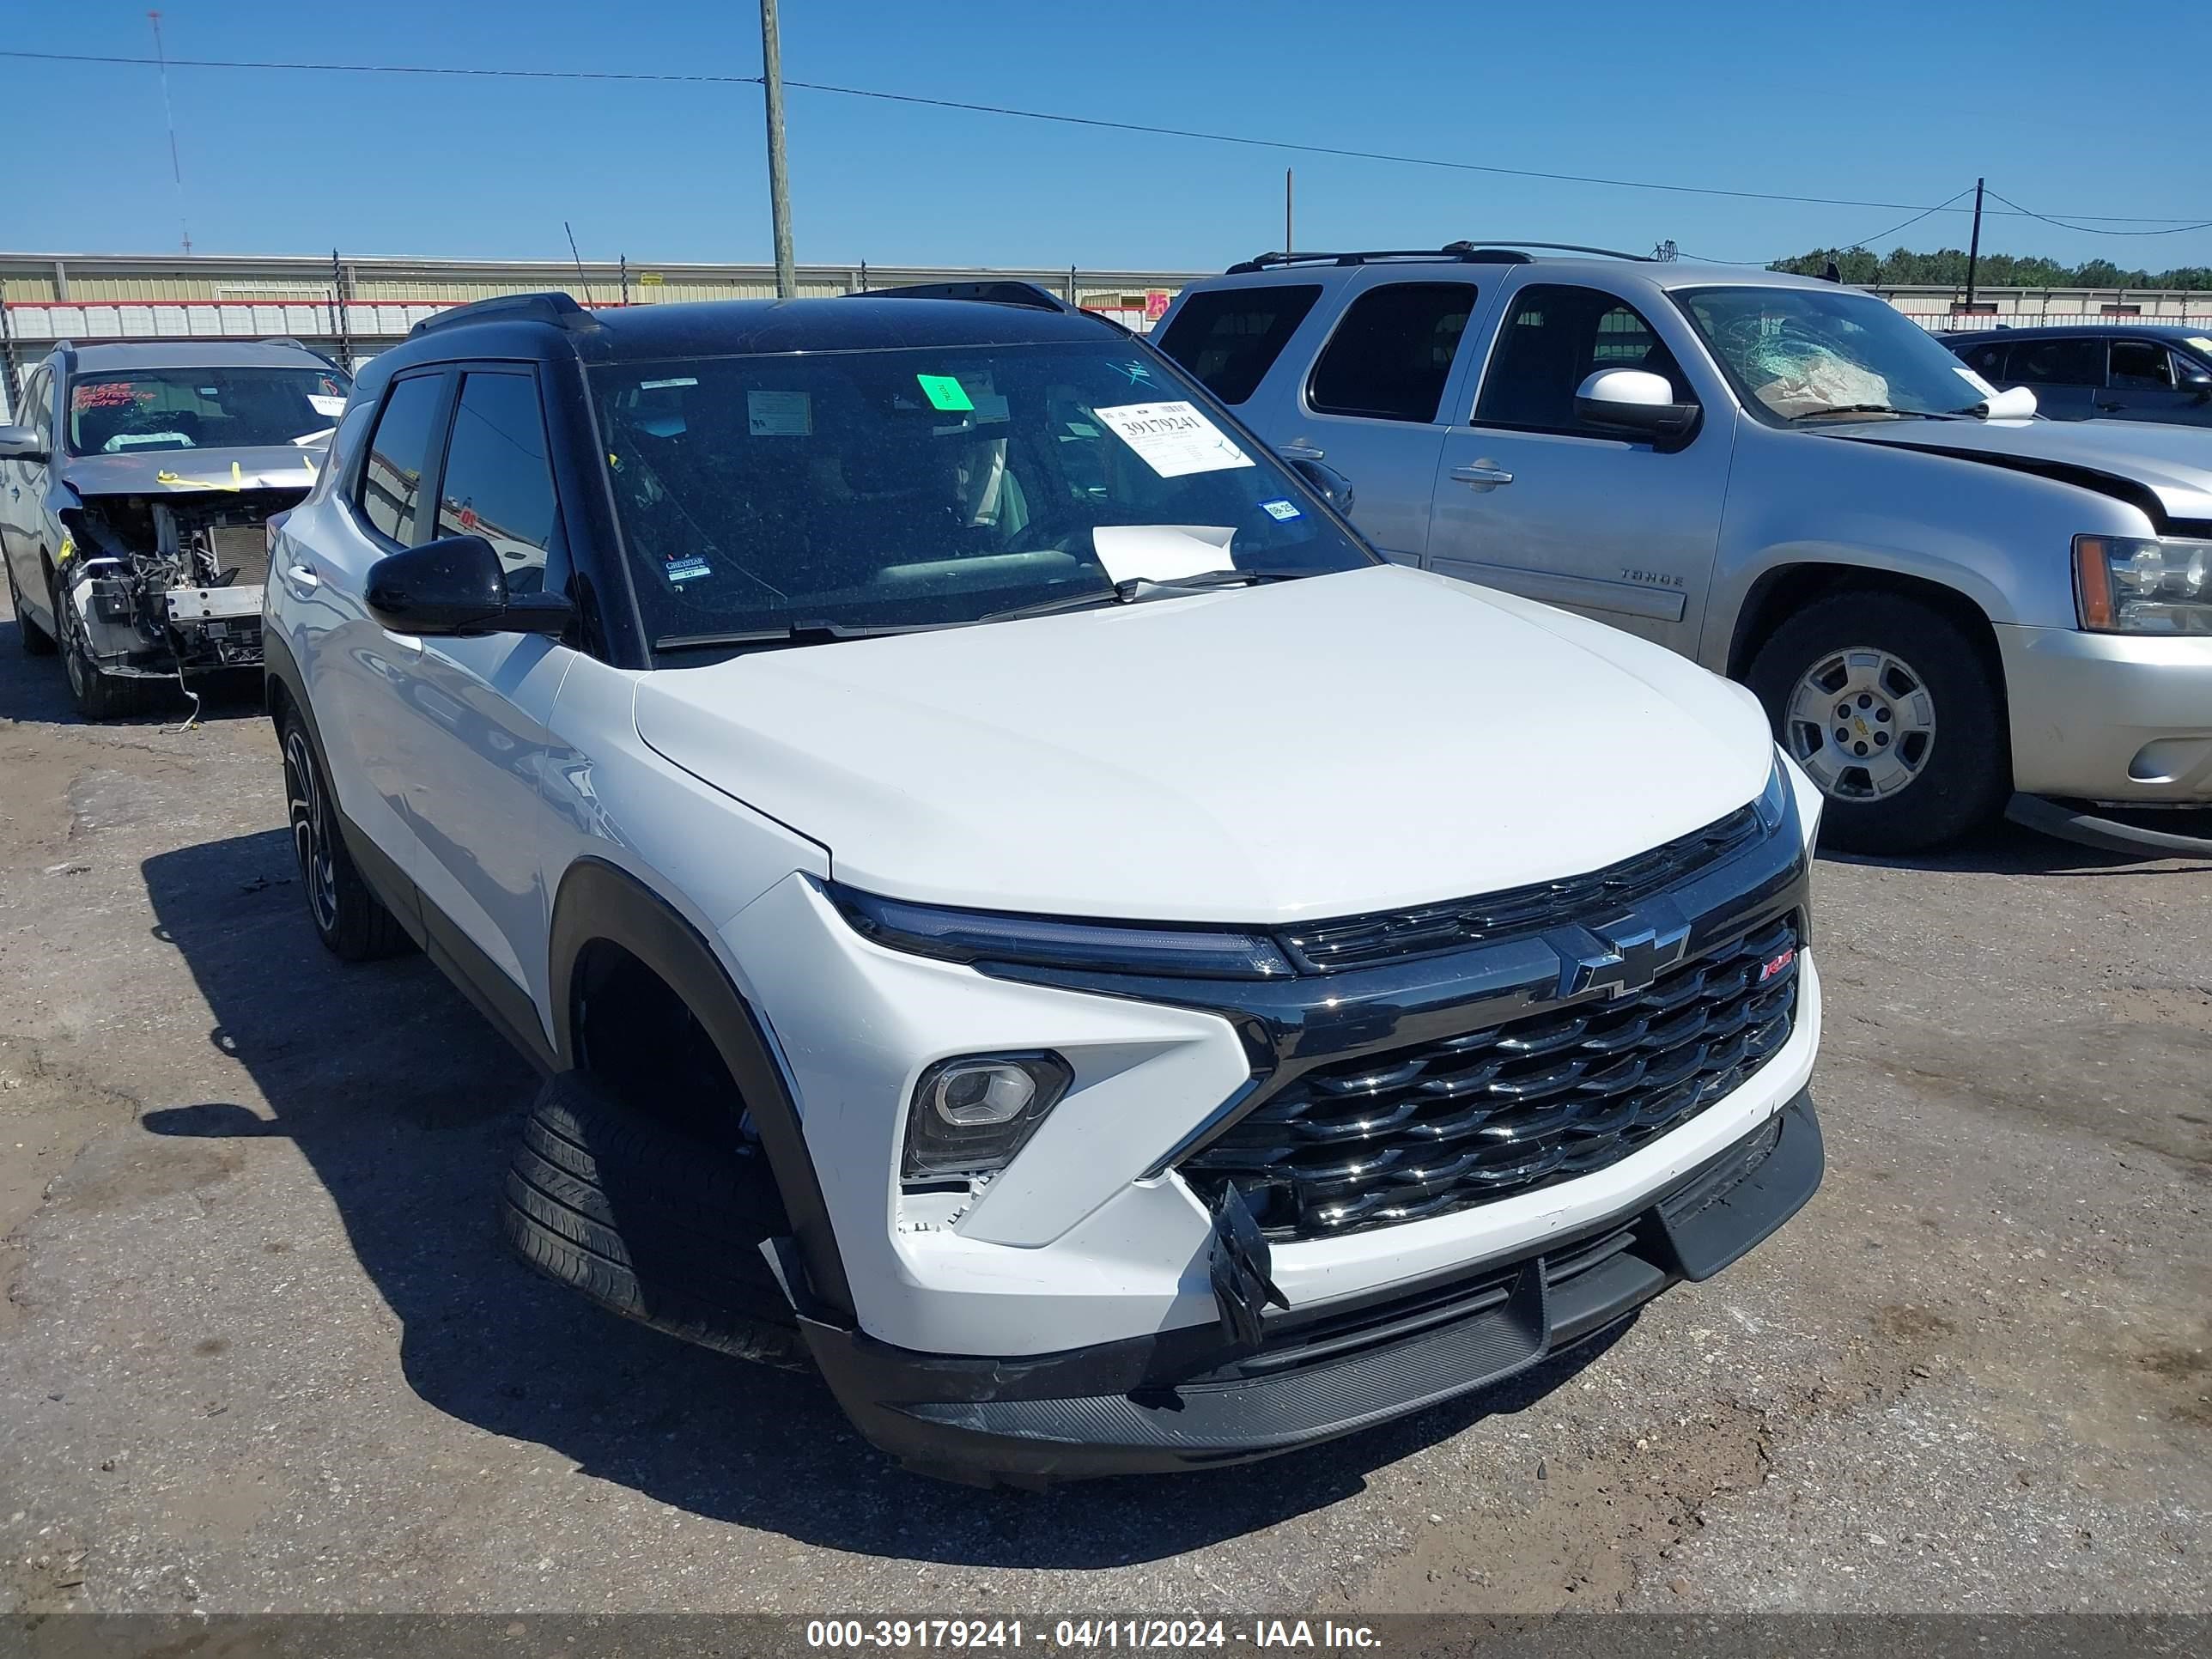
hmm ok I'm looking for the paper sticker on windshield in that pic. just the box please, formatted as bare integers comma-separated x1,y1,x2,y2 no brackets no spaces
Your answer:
1260,498,1303,521
1954,366,2000,398
1092,525,1237,586
665,556,712,584
307,393,348,418
746,390,812,436
1092,401,1255,478
915,374,975,413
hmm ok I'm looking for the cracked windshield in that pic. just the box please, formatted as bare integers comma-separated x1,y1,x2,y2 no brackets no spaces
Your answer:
1675,285,1998,423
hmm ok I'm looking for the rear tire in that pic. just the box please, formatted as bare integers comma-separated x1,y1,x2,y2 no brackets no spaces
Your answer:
501,1070,808,1368
1747,592,2008,854
280,708,412,961
6,557,55,655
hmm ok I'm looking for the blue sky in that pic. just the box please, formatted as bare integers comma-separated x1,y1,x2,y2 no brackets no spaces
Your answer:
15,0,2212,272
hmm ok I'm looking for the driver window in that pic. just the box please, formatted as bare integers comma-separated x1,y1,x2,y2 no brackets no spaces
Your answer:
1474,285,1689,434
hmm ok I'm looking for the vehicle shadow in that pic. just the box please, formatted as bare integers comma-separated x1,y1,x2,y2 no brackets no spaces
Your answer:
1824,817,2211,878
0,608,261,727
140,827,1626,1567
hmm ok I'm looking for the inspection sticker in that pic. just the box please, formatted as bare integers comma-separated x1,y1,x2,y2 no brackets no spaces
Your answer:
746,390,812,436
1091,400,1254,478
1259,497,1303,521
665,556,712,584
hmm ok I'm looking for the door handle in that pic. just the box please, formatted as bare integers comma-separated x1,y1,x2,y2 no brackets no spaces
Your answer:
1278,441,1327,461
1450,464,1516,489
284,562,319,589
2094,400,2123,412
7,485,17,501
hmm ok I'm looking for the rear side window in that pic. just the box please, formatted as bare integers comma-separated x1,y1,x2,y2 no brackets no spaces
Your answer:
434,372,561,594
1157,284,1322,404
2008,337,2103,387
357,375,446,545
1959,341,2010,380
1307,283,1477,422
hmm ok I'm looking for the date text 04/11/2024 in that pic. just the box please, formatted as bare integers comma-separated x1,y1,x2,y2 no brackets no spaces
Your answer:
803,1620,1384,1650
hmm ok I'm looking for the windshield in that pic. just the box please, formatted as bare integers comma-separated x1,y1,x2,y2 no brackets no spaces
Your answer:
65,366,351,455
588,340,1374,652
1674,286,1990,423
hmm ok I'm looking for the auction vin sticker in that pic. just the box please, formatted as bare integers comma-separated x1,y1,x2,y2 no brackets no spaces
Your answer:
1092,401,1255,478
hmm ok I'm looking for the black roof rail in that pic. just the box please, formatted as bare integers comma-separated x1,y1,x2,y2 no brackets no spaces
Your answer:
409,291,598,338
1225,241,1652,274
854,279,1076,313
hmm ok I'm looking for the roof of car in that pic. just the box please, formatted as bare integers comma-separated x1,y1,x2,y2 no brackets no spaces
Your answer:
1179,252,1843,296
1945,322,2212,345
362,294,1124,391
59,338,342,373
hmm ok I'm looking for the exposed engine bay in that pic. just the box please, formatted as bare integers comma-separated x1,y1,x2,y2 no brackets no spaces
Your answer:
59,486,307,679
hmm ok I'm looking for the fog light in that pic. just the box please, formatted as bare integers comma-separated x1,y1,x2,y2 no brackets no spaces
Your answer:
903,1053,1073,1182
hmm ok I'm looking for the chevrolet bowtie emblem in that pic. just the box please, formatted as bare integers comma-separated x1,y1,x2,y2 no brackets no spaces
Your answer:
1551,906,1692,1001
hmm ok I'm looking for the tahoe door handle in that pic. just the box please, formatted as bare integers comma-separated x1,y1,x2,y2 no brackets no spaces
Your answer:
1450,464,1515,489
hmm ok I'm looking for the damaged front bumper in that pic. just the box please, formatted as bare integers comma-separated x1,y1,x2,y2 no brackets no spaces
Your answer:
797,1093,1821,1485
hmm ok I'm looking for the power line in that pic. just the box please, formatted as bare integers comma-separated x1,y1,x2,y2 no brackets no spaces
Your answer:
1983,188,2212,239
10,46,2210,228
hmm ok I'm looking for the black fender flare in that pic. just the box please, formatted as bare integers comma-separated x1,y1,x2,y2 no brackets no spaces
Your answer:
547,857,855,1322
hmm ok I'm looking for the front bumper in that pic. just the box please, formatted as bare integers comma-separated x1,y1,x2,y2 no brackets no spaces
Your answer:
1998,623,2212,803
799,1091,1821,1483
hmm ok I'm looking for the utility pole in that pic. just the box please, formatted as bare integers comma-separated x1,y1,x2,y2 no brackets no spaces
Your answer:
330,248,353,374
1965,176,1985,311
759,0,796,299
149,11,191,253
1284,169,1294,255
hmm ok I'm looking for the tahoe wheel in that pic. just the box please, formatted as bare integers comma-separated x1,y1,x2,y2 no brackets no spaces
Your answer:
280,711,411,961
1748,592,2008,854
6,557,55,656
56,572,160,720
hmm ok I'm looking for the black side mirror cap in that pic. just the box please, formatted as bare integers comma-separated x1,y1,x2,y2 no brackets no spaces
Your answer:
1573,396,1702,443
365,534,573,638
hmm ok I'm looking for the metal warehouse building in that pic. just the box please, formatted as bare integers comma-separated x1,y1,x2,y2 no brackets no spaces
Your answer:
0,251,1200,417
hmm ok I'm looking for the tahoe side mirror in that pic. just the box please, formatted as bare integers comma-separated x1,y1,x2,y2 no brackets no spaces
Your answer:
365,534,572,638
0,423,49,464
1573,368,1700,443
1287,455,1355,514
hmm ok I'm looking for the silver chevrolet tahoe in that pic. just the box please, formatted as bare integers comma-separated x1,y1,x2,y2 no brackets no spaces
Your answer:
1156,246,2212,854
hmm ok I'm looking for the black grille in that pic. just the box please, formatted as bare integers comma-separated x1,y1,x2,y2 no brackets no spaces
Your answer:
1281,805,1761,972
1182,917,1801,1239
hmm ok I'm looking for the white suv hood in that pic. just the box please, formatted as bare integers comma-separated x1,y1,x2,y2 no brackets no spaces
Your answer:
634,566,1772,924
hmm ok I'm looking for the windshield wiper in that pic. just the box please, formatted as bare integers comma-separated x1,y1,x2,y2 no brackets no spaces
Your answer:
980,568,1303,625
653,621,929,653
1788,404,1938,422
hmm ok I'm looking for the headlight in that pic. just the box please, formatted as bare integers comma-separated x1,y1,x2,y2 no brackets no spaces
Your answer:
904,1053,1073,1181
2074,535,2212,635
1752,747,1791,834
827,884,1295,979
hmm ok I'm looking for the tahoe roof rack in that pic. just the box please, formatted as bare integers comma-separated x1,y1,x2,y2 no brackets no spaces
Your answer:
1225,241,1652,274
409,291,599,338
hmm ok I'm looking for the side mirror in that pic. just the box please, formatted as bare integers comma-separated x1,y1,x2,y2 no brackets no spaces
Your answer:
1287,455,1355,514
2181,366,2212,396
1978,385,2039,421
0,423,48,464
1574,368,1700,441
365,534,572,638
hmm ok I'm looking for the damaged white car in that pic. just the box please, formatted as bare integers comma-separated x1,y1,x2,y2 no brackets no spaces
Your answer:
1,340,348,718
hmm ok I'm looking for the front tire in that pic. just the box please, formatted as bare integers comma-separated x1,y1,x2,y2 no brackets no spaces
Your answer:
1748,592,2008,854
280,710,412,961
56,572,162,719
6,557,55,656
501,1070,806,1367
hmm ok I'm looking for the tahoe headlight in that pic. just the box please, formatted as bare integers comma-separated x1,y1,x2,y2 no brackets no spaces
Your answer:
2074,534,2212,635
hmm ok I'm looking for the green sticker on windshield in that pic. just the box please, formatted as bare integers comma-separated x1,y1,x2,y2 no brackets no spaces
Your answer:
915,374,975,412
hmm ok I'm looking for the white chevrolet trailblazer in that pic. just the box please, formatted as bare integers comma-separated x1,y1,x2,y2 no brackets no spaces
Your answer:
263,287,1825,1483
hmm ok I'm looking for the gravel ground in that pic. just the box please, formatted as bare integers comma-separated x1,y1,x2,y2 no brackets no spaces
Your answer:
0,589,2206,1620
